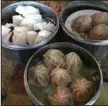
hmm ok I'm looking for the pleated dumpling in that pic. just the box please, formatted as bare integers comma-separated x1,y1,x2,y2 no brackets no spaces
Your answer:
51,67,71,86
34,21,55,32
64,52,83,73
34,30,51,44
12,15,24,26
29,64,50,87
27,31,37,44
48,86,73,105
15,5,40,17
43,49,65,70
12,27,28,45
71,77,93,103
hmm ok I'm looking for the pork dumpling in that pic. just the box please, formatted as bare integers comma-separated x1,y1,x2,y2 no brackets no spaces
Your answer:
27,31,37,44
20,18,37,31
88,24,108,40
74,15,92,33
71,77,93,103
43,49,65,70
34,21,55,32
29,64,50,87
64,52,83,73
92,12,108,26
15,5,40,17
12,15,24,26
34,30,51,43
51,67,71,86
2,32,12,44
12,27,28,45
2,25,11,37
5,23,17,28
48,86,73,105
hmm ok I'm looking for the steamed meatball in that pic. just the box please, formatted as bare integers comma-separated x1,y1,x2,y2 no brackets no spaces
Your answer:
92,12,108,26
74,15,92,33
88,24,108,40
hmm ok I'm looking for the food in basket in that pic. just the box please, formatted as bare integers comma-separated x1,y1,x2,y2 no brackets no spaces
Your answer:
70,77,93,103
2,5,55,45
88,24,108,40
48,86,73,105
73,15,92,33
92,12,108,26
64,52,83,73
65,10,108,40
51,67,71,86
29,49,96,105
29,64,50,87
43,49,65,70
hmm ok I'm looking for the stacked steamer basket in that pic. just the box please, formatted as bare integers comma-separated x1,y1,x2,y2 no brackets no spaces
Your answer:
2,1,59,65
60,1,108,81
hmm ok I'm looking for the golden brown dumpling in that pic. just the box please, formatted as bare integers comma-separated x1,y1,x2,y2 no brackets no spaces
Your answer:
48,86,73,105
92,12,108,26
64,52,83,73
74,15,92,33
88,24,108,40
29,64,50,87
43,49,65,70
71,77,93,103
51,67,71,86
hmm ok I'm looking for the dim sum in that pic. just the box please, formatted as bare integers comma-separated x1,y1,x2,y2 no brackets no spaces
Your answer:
71,77,93,103
51,67,71,86
34,30,51,43
88,24,108,40
12,15,23,26
43,49,65,70
15,5,40,17
29,64,50,86
64,52,83,73
27,31,37,44
92,12,108,26
48,86,73,105
74,15,92,33
2,25,11,37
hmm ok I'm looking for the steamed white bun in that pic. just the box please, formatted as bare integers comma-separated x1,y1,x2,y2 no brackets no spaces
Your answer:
27,31,37,44
34,30,51,43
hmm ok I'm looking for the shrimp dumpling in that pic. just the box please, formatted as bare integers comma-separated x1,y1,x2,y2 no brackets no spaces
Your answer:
51,67,71,86
71,77,93,103
2,32,12,44
12,15,23,26
25,14,43,22
27,31,37,44
34,21,55,32
2,25,11,37
20,18,37,31
34,30,51,43
48,86,73,105
43,49,65,70
29,64,50,86
12,27,28,45
64,52,83,73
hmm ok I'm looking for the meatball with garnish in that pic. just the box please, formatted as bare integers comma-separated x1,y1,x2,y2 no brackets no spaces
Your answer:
88,24,108,40
92,12,108,26
73,15,92,33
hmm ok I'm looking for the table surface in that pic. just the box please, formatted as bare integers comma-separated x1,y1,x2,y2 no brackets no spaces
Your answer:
2,1,108,105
